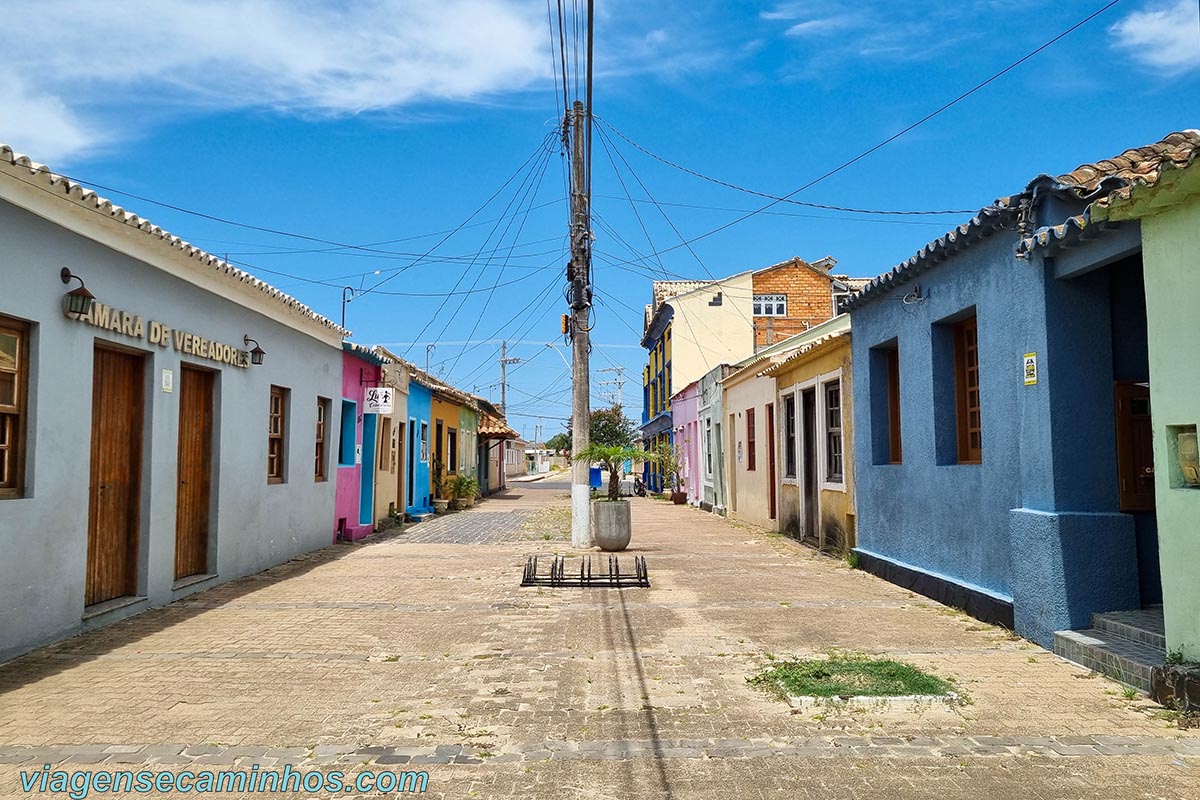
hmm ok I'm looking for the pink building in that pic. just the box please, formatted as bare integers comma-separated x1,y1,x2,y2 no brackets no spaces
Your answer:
671,380,702,505
334,344,387,541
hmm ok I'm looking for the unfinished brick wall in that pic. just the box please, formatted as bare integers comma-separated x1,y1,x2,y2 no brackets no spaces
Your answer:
751,260,837,347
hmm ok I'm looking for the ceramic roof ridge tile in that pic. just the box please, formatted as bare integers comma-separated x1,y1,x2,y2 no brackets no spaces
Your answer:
1019,130,1200,256
0,142,347,337
758,329,850,377
845,130,1200,312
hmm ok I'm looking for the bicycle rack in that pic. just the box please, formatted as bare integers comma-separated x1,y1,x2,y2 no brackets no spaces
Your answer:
521,554,649,588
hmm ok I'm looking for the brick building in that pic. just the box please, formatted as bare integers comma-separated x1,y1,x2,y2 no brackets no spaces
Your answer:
750,256,862,349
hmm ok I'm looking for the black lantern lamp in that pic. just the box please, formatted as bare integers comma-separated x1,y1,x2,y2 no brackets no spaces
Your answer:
60,268,95,318
243,335,266,366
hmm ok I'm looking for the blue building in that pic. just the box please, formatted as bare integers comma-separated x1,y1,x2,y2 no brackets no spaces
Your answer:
845,134,1179,648
404,368,434,517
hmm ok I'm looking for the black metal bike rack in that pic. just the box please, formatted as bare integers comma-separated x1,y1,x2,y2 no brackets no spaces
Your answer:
521,554,649,588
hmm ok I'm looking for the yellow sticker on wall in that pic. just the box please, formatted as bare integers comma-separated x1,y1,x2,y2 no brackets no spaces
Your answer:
1024,353,1038,386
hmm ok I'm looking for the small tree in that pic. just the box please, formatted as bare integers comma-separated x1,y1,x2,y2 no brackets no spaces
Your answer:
566,405,638,449
574,443,660,501
546,432,572,454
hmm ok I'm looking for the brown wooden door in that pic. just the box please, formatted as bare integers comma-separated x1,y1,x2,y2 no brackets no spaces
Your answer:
766,403,777,520
175,366,214,580
86,346,145,605
1115,382,1155,512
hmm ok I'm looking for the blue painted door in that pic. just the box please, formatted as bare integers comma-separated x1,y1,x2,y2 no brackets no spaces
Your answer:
359,413,378,525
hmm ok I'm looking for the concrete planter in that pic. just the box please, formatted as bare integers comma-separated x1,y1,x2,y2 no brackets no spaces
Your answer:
432,499,450,514
592,499,632,552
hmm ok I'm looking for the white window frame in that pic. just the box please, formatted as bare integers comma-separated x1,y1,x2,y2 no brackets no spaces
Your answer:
778,366,846,494
753,294,787,317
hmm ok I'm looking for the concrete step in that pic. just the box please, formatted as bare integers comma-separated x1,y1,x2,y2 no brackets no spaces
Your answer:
1092,609,1167,651
408,513,435,524
1054,628,1165,692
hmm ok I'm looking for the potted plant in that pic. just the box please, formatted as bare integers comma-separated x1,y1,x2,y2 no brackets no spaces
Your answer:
448,474,479,510
655,441,687,504
432,458,450,514
574,444,660,551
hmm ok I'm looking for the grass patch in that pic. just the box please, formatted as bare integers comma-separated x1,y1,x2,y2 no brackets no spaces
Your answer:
749,655,951,699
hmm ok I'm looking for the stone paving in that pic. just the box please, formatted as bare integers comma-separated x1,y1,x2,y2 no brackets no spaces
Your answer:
0,481,1197,798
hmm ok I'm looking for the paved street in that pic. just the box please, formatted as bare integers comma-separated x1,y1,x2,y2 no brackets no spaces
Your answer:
1,481,1197,799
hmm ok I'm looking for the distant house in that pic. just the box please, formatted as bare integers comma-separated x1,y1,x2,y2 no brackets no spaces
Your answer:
640,259,856,493
722,315,851,532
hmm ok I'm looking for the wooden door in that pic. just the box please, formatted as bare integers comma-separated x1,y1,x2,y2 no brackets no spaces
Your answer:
766,403,777,520
1115,382,1155,512
86,346,145,605
802,388,817,540
175,366,214,580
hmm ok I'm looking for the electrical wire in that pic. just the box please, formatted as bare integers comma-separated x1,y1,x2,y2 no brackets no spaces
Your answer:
595,0,1127,271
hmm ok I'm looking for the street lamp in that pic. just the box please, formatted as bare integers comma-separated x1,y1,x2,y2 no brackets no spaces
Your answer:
341,286,356,330
544,343,572,374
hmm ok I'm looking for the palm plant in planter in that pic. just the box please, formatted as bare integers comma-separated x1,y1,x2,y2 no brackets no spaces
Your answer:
431,458,449,514
447,474,479,510
573,443,660,551
655,441,687,504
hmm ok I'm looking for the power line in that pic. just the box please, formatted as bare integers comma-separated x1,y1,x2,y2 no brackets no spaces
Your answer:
595,116,975,216
597,0,1127,271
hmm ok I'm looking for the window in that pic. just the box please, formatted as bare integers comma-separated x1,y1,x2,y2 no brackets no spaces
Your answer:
419,421,429,462
746,407,756,471
887,348,902,463
784,395,797,478
753,294,787,317
339,400,356,466
825,381,843,483
315,398,330,481
954,316,982,463
448,428,458,472
268,386,287,483
705,417,713,476
378,417,392,471
0,317,29,498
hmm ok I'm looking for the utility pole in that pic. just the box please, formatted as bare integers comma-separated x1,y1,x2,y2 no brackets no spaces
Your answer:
498,340,521,416
597,366,626,408
568,99,592,549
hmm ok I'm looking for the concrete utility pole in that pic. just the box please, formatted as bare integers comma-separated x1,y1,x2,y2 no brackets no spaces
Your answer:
568,99,592,549
498,340,521,416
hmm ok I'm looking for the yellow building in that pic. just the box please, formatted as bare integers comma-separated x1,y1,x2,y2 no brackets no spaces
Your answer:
761,327,855,552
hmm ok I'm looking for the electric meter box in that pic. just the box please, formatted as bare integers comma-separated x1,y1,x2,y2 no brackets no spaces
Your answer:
1169,425,1200,489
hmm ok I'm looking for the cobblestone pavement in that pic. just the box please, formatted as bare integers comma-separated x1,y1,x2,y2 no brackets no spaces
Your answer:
1,483,1197,799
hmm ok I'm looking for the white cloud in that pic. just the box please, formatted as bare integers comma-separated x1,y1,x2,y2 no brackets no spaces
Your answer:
1109,0,1200,76
0,72,97,163
0,0,551,162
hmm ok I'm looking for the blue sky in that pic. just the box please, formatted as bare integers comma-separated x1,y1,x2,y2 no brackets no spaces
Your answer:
3,0,1198,437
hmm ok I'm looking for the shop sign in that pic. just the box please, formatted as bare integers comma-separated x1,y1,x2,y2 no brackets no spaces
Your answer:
364,387,394,414
69,301,251,368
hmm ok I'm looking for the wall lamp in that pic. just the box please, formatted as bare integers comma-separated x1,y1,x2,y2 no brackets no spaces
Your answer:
60,268,96,319
243,335,266,366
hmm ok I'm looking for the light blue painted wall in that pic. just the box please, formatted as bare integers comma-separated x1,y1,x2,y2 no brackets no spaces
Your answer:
0,198,342,663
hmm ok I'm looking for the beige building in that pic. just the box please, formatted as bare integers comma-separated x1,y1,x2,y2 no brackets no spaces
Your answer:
761,326,855,552
371,349,410,527
722,315,851,533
